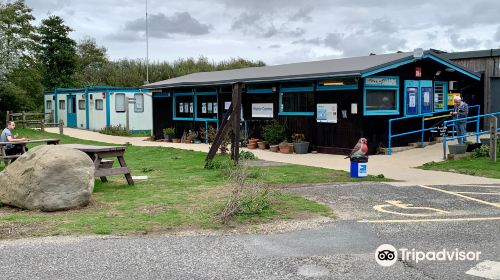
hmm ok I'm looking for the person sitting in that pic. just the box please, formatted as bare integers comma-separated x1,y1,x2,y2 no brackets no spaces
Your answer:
1,121,28,157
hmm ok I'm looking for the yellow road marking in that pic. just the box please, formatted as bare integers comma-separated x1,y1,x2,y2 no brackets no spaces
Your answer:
418,185,500,209
358,217,500,223
455,191,500,196
373,200,449,217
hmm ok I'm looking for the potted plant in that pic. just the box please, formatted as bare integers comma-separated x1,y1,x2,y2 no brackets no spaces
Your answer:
448,143,467,154
172,138,181,143
466,141,482,152
480,138,491,146
292,133,309,154
162,127,175,142
257,141,267,150
186,130,198,143
279,140,294,154
247,138,258,149
262,122,286,152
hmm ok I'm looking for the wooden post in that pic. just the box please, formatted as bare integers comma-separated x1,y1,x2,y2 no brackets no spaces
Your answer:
205,104,233,166
40,119,45,132
59,119,64,135
5,110,10,125
22,111,26,127
230,83,242,163
490,116,497,162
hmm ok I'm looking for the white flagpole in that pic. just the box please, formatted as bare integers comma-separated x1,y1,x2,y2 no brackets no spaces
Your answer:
146,0,149,84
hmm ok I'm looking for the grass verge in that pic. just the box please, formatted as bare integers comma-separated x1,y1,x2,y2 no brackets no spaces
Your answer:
419,157,500,179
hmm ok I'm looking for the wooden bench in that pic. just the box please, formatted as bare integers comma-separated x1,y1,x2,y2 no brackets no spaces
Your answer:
1,139,60,166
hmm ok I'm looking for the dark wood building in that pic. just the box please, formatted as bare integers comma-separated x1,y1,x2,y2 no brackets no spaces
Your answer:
145,50,481,154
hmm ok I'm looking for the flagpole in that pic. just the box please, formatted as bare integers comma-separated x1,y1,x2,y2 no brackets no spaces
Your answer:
145,0,149,84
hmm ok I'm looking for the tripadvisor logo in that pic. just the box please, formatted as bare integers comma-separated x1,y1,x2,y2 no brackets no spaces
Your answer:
375,244,481,267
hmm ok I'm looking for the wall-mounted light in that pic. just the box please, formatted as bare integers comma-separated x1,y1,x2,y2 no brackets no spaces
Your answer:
445,68,455,73
435,70,442,76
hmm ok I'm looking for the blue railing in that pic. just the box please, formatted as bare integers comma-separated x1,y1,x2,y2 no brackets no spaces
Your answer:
388,105,481,155
442,112,500,159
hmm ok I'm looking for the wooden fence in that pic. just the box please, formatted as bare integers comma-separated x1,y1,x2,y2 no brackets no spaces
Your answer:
5,111,64,134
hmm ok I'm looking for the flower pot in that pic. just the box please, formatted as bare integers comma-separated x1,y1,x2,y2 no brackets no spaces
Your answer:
172,138,181,143
270,145,279,152
293,141,309,154
480,138,491,146
164,134,174,142
193,139,202,144
257,141,267,150
279,143,294,154
448,144,467,154
466,143,482,152
247,143,257,149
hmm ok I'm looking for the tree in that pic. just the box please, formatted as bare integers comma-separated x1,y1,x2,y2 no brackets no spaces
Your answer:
36,15,77,89
75,37,109,86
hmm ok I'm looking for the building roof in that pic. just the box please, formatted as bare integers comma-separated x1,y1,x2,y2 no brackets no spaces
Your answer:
439,48,500,60
144,50,479,89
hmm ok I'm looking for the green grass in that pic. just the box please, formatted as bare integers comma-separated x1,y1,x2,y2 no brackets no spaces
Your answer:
0,128,384,239
420,157,500,179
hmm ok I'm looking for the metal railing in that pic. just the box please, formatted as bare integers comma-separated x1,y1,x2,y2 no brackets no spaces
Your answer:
388,105,481,155
442,112,500,159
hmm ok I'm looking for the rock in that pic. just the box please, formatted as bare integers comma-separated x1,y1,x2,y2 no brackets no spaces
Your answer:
0,145,95,211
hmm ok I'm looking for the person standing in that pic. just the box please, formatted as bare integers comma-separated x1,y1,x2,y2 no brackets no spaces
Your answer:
1,121,28,156
451,96,468,144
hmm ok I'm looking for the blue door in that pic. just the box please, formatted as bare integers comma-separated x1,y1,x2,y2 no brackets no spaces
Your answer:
420,80,433,114
67,95,77,127
405,81,419,116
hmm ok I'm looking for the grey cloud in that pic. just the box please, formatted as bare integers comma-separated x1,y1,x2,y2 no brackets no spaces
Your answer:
288,6,313,22
495,26,500,42
269,44,281,48
231,12,305,38
449,33,481,49
371,18,398,34
123,12,212,38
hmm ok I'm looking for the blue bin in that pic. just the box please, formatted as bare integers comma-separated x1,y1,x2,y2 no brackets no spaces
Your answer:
350,160,368,178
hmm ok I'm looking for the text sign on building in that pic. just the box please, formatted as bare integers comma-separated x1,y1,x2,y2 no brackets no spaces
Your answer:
251,103,273,118
316,103,337,123
365,77,398,87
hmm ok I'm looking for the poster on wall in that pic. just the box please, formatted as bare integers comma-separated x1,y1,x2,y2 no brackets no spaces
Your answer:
213,103,218,114
409,90,416,108
189,102,193,113
316,103,337,123
251,103,273,118
179,102,184,113
208,102,213,113
202,103,207,114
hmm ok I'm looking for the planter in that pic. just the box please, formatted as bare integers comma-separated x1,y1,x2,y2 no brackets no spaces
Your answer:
172,138,181,143
480,138,491,146
193,139,202,144
279,143,294,154
269,145,279,152
466,143,482,152
164,134,174,142
257,141,267,150
293,141,310,154
247,143,257,149
448,144,467,154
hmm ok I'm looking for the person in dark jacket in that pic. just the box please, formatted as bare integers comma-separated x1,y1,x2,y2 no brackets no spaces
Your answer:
450,96,468,144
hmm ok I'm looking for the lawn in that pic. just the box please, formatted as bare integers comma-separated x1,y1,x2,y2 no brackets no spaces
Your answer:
0,128,386,239
420,157,500,179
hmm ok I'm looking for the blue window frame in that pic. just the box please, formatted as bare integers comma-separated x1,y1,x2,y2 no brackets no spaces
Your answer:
278,86,315,116
172,90,219,122
434,81,448,112
363,76,400,116
316,78,358,91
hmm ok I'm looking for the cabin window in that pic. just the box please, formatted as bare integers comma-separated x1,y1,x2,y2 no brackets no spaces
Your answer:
46,100,52,110
174,94,194,119
280,91,314,115
365,90,397,111
196,94,218,120
134,93,144,113
115,93,126,112
317,78,358,91
59,100,65,110
95,99,104,110
434,82,448,111
78,100,86,110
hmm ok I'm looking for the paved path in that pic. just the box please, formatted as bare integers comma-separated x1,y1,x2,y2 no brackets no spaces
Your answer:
1,182,499,279
46,128,500,186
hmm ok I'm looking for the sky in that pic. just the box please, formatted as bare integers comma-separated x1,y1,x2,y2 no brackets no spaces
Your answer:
23,0,500,65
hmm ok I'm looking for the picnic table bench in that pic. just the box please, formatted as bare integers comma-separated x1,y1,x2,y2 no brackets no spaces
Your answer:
1,138,60,166
60,144,134,185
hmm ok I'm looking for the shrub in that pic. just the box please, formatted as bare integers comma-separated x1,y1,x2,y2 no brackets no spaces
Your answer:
472,144,491,158
239,151,257,160
162,127,175,135
292,133,305,143
261,122,286,145
99,125,132,136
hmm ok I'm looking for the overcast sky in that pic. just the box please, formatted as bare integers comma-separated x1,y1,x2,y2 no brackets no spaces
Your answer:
24,0,500,65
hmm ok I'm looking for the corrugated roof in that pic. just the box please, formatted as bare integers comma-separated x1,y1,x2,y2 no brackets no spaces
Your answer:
440,48,500,60
144,50,479,89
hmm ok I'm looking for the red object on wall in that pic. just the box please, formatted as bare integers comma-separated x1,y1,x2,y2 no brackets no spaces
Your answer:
415,67,422,77
102,92,105,99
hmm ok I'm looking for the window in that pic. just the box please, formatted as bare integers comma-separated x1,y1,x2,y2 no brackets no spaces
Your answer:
134,93,144,113
365,89,397,111
196,94,217,119
280,91,314,114
434,82,447,111
115,93,126,112
78,100,86,110
46,100,52,110
174,94,194,119
95,99,104,110
59,100,65,110
317,78,358,90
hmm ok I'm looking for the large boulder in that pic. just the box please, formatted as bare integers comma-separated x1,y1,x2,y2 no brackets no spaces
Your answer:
0,145,95,211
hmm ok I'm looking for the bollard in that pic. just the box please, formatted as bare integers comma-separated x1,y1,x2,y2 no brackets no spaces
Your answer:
59,119,64,135
40,119,45,132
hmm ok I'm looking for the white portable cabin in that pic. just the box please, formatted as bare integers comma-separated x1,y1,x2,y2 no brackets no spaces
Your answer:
44,86,152,133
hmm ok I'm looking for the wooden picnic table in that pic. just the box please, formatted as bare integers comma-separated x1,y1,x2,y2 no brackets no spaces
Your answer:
60,144,134,185
1,138,60,166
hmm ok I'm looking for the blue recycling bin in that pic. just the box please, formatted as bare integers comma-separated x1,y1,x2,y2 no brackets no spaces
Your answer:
350,159,368,178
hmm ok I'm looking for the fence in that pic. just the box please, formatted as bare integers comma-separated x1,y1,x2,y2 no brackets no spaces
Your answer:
387,105,481,155
5,111,64,134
